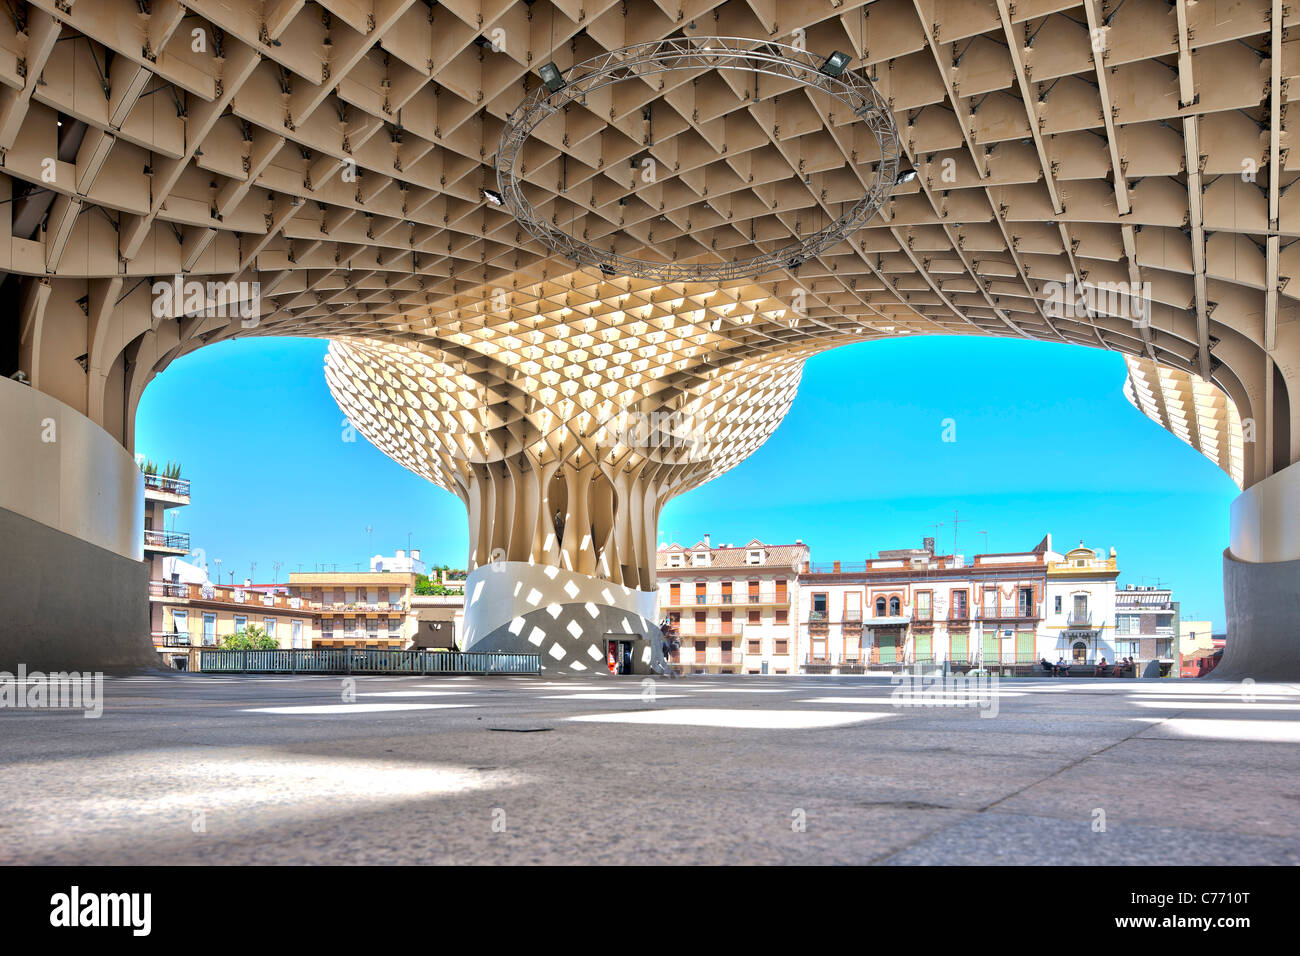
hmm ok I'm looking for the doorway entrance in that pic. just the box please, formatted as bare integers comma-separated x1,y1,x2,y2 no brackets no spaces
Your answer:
606,639,638,675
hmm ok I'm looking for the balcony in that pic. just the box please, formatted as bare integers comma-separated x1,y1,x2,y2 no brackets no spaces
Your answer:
319,601,406,615
983,605,1043,621
677,622,744,637
149,582,190,598
144,529,190,552
1066,611,1093,628
152,582,319,612
142,473,191,499
151,630,192,647
663,593,787,609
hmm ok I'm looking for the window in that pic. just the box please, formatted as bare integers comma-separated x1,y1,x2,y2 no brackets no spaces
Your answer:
692,551,709,567
263,618,276,642
812,593,828,621
1019,586,1034,616
774,639,788,655
693,640,706,656
695,582,707,605
748,580,760,603
171,609,188,641
748,639,761,655
233,615,247,633
875,596,886,617
774,609,788,625
720,581,732,604
747,609,760,624
916,591,931,621
746,549,764,565
951,591,968,619
202,612,216,646
1055,595,1062,614
669,583,681,604
291,620,303,649
1073,594,1088,620
1117,614,1139,635
667,553,683,568
774,579,787,602
889,596,901,616
1072,641,1088,663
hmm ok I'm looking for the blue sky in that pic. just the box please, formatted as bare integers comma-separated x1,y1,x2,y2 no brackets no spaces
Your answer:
136,334,1237,628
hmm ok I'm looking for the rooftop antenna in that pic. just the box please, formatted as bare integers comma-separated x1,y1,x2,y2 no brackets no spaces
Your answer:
951,510,969,553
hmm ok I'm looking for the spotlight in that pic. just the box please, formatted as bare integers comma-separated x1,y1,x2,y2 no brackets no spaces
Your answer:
599,262,616,277
819,51,851,78
538,62,565,93
896,169,918,185
481,187,504,206
786,255,805,271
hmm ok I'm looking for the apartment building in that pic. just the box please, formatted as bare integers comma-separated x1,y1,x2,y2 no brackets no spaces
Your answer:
1114,584,1181,675
370,548,427,574
656,536,809,674
142,468,192,583
797,534,1125,671
799,536,1049,671
152,574,318,669
286,571,416,648
1043,543,1121,663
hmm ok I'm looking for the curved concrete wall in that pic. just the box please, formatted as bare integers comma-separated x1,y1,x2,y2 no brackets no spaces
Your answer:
1214,549,1300,680
1229,460,1300,564
0,375,143,561
1218,460,1300,679
0,376,154,670
462,561,665,676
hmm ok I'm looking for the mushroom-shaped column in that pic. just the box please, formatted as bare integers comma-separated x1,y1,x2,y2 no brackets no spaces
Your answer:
324,336,805,675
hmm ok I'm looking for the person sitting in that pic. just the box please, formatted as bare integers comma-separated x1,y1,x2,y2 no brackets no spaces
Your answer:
1055,656,1071,677
1040,657,1055,676
1094,656,1110,677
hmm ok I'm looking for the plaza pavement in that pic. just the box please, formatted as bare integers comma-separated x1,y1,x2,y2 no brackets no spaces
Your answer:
1,672,1297,865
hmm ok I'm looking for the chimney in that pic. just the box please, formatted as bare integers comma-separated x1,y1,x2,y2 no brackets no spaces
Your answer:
411,549,420,561
833,560,841,573
704,533,711,548
396,548,405,559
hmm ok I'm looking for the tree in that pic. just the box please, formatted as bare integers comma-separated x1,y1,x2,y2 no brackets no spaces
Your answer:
221,624,278,650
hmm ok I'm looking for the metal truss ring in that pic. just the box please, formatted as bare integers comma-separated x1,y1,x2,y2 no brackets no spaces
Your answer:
496,37,900,283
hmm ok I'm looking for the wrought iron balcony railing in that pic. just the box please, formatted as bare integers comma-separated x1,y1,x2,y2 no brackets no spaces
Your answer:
144,530,190,550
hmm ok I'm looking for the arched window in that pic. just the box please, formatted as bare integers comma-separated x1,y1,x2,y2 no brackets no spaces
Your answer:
889,596,901,616
875,597,886,617
1072,641,1087,663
